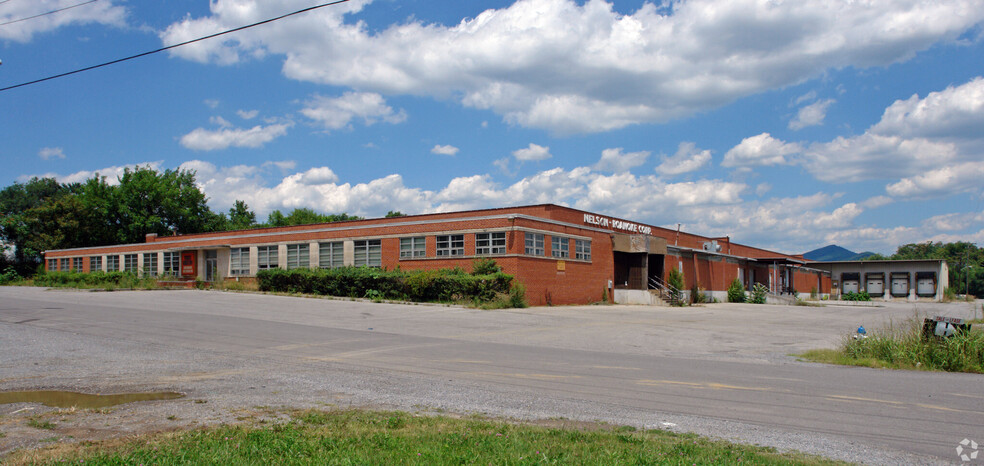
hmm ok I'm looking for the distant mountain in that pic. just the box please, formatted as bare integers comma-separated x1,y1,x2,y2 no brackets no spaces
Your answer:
803,245,878,261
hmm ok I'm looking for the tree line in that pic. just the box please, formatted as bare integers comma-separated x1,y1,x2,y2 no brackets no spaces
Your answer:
0,166,386,275
864,241,984,296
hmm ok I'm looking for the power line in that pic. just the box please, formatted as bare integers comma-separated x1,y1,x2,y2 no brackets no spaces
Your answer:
0,0,351,93
0,0,99,27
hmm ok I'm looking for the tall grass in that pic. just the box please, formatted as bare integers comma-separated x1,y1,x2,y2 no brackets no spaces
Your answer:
804,317,984,373
28,271,161,290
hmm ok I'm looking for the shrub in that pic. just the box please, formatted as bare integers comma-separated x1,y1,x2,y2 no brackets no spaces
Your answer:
749,283,768,304
690,282,707,304
256,266,517,306
727,278,746,303
666,267,685,305
841,317,984,373
810,286,818,300
0,266,20,285
842,291,871,301
471,258,501,275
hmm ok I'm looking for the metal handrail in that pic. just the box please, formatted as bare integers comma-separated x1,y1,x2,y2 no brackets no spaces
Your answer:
648,276,683,304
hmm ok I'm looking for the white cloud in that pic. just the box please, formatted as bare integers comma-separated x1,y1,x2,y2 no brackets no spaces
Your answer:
0,0,127,43
798,76,984,185
792,91,817,107
755,183,772,197
38,147,65,160
789,99,835,130
593,148,649,173
161,0,984,134
431,145,460,156
654,142,711,176
885,160,984,198
210,116,233,128
512,143,552,161
237,109,259,120
723,133,802,168
861,195,893,209
300,92,407,131
204,99,220,109
180,122,291,151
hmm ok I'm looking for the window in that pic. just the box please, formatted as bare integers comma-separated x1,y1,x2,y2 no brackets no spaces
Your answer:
575,239,591,261
524,233,544,256
106,255,119,272
354,239,381,267
436,234,464,256
47,259,57,271
400,237,426,259
59,258,70,271
162,252,180,275
476,232,506,255
551,236,569,258
319,242,344,269
90,256,102,272
286,244,310,269
257,245,279,270
123,254,138,272
142,253,158,277
72,257,84,271
230,248,250,276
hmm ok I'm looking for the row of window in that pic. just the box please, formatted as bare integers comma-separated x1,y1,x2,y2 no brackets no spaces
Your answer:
47,232,591,275
524,233,591,260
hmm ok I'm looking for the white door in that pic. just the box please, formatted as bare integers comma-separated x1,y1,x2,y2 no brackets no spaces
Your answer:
891,277,909,295
843,280,859,294
866,278,884,295
916,278,934,295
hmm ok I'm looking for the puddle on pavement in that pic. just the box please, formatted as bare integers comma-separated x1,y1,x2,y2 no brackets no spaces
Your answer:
0,390,184,409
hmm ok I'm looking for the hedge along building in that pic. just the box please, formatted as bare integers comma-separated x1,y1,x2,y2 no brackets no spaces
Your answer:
42,204,831,306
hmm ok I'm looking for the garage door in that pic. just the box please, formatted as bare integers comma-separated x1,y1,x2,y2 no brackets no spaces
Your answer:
891,275,909,296
916,278,935,296
866,277,884,295
843,280,859,294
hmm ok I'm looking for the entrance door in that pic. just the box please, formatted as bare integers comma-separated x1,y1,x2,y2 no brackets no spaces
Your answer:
204,250,218,282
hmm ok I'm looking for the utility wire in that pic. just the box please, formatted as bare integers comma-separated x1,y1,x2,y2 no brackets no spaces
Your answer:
0,0,99,27
0,0,351,93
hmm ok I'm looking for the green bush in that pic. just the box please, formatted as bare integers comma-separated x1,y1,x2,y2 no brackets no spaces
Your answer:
0,266,19,285
749,283,768,304
666,267,685,305
471,258,501,275
256,266,517,306
690,282,706,304
727,278,746,303
842,291,871,301
32,270,151,289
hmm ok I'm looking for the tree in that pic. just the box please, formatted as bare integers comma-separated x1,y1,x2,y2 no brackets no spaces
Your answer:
111,166,219,243
0,178,78,271
228,200,257,230
265,208,362,227
385,210,407,218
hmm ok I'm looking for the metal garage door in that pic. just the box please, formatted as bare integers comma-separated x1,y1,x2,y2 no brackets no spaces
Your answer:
866,276,884,295
891,274,909,296
916,278,935,296
843,280,859,294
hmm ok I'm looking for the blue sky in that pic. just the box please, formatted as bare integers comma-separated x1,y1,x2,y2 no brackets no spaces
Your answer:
2,0,983,255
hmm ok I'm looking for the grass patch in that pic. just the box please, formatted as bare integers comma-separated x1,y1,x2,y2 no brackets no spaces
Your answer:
27,418,56,430
799,317,984,373
9,409,843,465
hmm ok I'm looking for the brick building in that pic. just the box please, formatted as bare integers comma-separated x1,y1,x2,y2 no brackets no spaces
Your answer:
42,204,831,305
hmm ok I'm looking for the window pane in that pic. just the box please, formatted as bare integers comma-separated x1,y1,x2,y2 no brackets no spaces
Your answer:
525,233,544,256
551,236,569,258
437,234,464,256
89,256,102,272
143,253,158,277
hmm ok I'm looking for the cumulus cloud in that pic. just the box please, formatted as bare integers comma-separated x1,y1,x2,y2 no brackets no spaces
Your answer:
885,160,984,198
512,143,552,161
0,0,127,43
723,133,802,167
160,0,984,134
654,142,711,176
38,147,65,160
593,148,649,173
431,145,460,156
795,77,984,187
180,122,292,151
300,92,407,131
789,99,835,130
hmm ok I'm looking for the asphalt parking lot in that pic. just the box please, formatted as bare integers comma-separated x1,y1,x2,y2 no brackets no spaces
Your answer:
1,287,981,464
